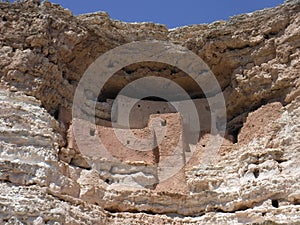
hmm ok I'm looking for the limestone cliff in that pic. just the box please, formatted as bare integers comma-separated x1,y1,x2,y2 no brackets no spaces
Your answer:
0,0,300,224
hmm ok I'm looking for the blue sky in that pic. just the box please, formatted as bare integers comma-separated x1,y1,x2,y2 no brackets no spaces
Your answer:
52,1,284,28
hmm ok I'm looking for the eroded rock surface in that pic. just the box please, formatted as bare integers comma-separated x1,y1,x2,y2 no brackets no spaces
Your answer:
0,0,300,224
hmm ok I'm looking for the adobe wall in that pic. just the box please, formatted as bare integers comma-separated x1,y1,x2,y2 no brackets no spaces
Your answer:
149,113,188,181
85,93,216,138
112,95,212,133
69,112,188,188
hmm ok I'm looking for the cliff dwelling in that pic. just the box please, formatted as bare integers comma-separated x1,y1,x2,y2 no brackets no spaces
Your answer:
1,1,300,224
68,61,231,191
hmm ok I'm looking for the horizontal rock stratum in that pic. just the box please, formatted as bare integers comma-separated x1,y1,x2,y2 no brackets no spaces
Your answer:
1,0,300,224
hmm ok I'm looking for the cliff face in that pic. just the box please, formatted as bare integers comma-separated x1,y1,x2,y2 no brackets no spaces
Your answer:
1,0,300,224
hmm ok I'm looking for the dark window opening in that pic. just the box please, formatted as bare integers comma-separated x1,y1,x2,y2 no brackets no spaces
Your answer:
105,178,112,184
90,128,95,136
253,169,259,178
272,200,279,208
228,125,242,144
53,107,59,120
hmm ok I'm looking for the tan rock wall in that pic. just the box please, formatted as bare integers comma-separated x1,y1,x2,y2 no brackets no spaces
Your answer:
1,0,300,224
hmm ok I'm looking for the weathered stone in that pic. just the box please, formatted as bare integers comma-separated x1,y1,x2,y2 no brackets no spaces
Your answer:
0,0,300,224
